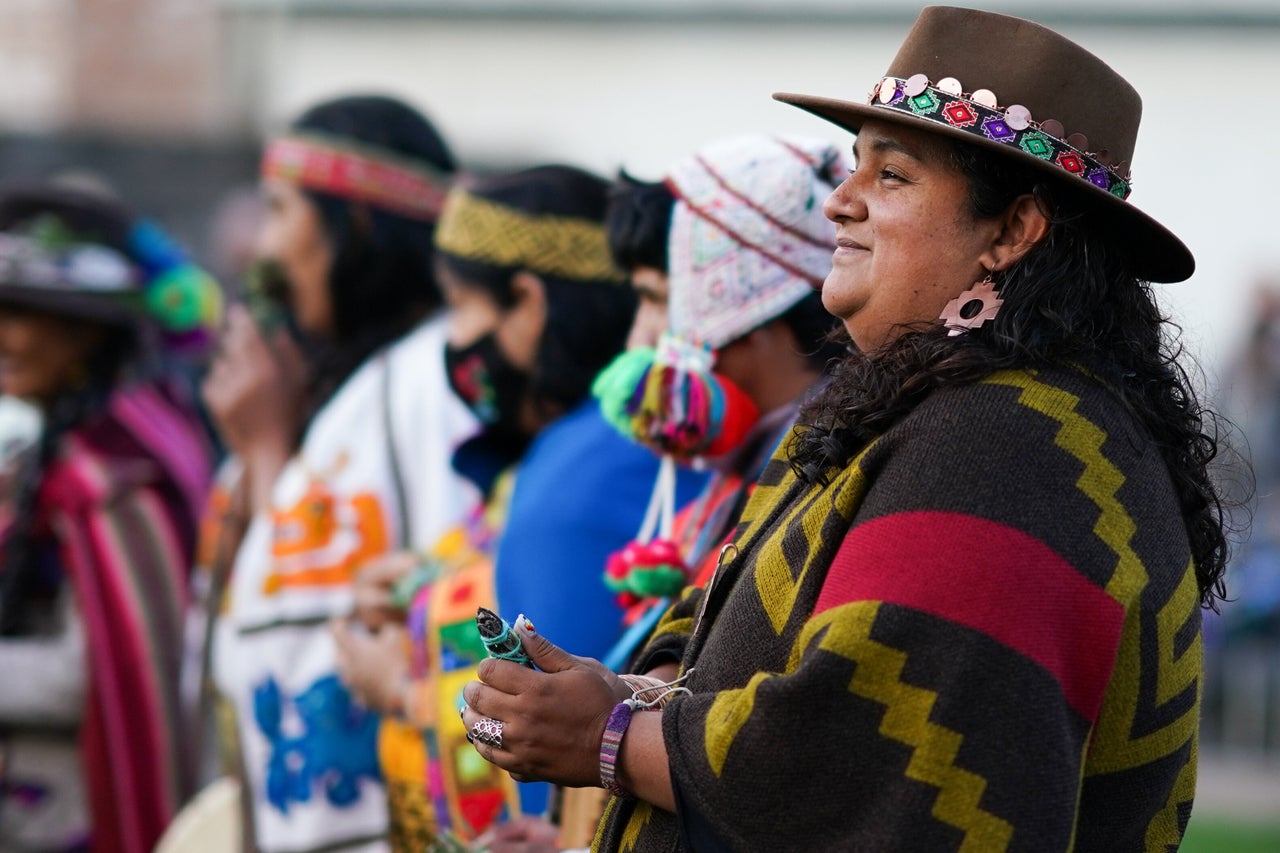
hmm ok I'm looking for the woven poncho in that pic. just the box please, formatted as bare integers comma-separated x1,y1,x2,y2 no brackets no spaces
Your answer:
595,365,1201,852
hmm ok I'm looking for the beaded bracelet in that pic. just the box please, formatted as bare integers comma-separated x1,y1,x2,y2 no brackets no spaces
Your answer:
599,701,634,798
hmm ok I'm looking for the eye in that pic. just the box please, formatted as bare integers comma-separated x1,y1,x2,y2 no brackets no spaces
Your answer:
880,168,906,181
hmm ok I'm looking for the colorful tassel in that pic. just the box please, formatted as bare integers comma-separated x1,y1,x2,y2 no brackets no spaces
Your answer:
592,333,759,462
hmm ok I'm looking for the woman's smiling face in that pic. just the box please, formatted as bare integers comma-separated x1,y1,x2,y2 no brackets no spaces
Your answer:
821,119,1001,352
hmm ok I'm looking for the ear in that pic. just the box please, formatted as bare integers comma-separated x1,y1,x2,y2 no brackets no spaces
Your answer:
501,270,548,371
980,193,1051,272
510,270,548,318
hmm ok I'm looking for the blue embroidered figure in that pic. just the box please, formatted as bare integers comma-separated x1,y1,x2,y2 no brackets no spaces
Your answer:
253,674,382,814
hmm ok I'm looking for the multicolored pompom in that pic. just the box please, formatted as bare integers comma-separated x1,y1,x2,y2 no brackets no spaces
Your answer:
128,219,224,334
603,538,689,608
593,333,759,462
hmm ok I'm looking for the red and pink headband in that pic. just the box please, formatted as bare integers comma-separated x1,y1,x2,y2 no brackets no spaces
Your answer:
261,132,452,222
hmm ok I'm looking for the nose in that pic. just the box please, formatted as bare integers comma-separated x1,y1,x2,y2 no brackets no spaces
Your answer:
823,173,865,224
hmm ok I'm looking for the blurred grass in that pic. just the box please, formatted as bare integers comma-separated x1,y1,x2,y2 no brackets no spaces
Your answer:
1182,816,1280,853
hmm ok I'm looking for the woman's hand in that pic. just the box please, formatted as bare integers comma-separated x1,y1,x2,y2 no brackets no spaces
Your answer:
202,304,307,510
331,617,410,717
351,551,418,631
460,622,621,789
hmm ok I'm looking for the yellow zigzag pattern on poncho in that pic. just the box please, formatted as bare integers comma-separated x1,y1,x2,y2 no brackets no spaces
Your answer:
596,797,655,853
796,602,1014,852
987,370,1201,845
733,436,875,635
983,371,1146,602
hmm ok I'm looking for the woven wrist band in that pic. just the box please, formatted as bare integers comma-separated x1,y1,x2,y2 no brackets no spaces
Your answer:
599,701,634,798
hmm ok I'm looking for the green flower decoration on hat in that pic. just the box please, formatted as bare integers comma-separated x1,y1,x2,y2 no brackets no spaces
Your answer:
145,265,223,332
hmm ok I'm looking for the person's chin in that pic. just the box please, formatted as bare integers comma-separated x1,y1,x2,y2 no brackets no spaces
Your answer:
821,278,864,320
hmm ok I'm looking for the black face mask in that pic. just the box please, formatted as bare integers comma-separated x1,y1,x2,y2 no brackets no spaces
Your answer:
444,332,530,436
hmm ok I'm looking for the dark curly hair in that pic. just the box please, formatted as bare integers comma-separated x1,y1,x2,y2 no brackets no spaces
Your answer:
790,138,1230,608
605,171,675,274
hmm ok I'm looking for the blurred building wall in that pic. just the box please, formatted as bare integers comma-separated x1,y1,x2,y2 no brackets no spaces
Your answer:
0,0,230,136
2,0,1279,373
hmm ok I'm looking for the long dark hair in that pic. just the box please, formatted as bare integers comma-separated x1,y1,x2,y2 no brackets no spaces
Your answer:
790,138,1230,608
437,165,637,422
288,95,457,418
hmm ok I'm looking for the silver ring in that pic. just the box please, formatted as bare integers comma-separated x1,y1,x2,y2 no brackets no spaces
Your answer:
471,717,504,749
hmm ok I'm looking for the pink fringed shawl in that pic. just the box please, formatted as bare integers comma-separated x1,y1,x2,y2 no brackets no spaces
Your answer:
34,382,211,852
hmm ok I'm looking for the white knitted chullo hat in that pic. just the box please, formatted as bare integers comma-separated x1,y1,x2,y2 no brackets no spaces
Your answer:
664,133,846,351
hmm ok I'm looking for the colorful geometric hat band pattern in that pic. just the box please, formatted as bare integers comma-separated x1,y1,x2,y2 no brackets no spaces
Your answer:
262,131,451,222
869,74,1132,200
435,188,624,284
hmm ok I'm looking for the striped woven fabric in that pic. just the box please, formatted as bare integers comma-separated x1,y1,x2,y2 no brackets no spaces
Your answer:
36,381,211,852
595,365,1201,852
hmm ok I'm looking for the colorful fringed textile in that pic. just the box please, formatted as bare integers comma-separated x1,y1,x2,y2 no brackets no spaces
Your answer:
380,481,519,848
25,382,211,853
594,336,759,463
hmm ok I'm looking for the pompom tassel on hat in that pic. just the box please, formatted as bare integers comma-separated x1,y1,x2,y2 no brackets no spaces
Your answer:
593,333,759,462
594,333,760,618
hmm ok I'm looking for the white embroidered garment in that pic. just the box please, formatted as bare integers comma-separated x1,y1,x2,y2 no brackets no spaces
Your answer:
214,314,479,853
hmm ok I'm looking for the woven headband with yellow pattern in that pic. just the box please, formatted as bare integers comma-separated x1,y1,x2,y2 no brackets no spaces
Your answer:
434,188,623,283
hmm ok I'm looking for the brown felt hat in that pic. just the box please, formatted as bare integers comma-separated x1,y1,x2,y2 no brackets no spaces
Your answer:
775,6,1193,283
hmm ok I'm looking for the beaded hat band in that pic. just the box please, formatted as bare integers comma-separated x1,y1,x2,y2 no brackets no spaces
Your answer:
773,6,1194,283
262,132,451,222
870,75,1131,200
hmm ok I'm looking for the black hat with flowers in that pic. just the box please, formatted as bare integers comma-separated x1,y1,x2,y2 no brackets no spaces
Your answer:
0,181,222,338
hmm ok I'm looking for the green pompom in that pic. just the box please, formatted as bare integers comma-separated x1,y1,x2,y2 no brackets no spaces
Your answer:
626,564,686,598
592,347,656,440
603,571,630,595
146,266,220,331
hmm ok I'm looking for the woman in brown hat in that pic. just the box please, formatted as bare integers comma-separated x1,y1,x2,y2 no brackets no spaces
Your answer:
457,7,1228,850
0,182,217,852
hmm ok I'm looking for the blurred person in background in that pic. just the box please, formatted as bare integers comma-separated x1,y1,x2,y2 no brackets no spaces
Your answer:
332,164,703,850
205,186,267,302
1205,281,1280,754
596,133,848,640
199,94,478,853
0,182,217,853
